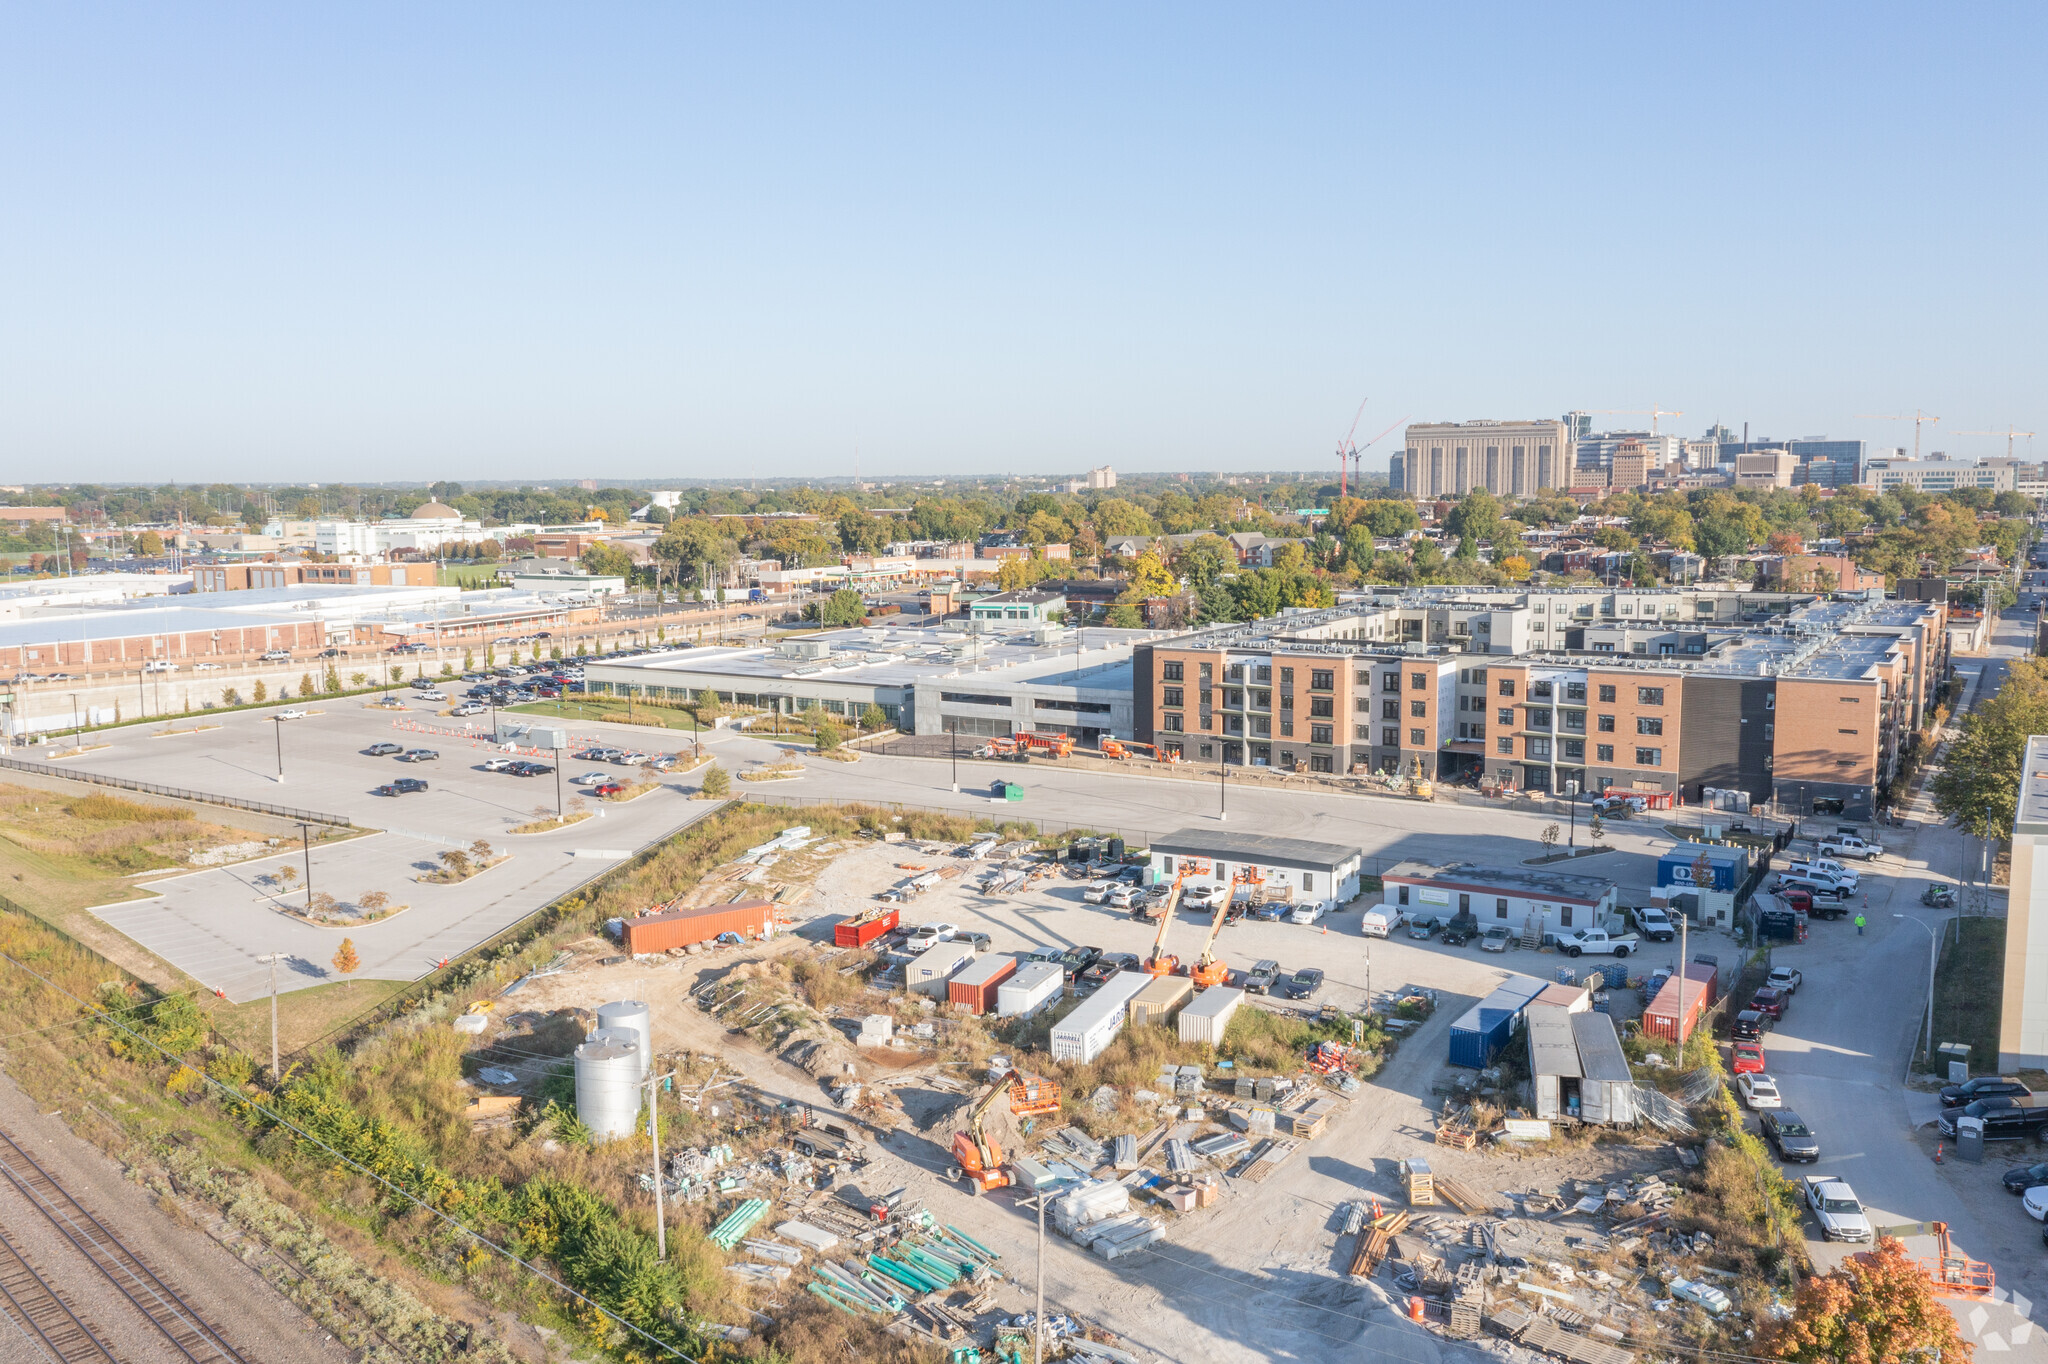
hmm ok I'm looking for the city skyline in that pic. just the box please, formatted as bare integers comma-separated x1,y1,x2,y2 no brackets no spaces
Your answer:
3,5,2041,480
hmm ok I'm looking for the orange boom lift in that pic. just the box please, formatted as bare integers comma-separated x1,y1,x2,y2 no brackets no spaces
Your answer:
1143,859,1207,977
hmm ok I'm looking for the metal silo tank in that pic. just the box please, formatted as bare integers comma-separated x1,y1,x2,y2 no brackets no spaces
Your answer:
597,1000,652,1079
574,1036,642,1140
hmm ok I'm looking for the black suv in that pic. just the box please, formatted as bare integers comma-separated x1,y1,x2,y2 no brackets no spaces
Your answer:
1938,1097,2048,1141
1285,968,1326,1000
1243,960,1282,994
1058,945,1104,981
375,778,429,796
1760,1110,1820,1162
1940,1075,2031,1107
1731,1010,1767,1042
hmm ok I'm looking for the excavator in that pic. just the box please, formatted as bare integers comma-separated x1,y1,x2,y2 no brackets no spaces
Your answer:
1184,868,1251,987
1142,859,1207,977
950,1068,1026,1195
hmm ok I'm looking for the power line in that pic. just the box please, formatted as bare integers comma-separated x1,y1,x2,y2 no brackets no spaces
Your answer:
0,950,701,1364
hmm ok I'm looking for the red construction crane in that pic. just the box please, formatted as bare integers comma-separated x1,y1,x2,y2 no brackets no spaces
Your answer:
1335,398,1369,500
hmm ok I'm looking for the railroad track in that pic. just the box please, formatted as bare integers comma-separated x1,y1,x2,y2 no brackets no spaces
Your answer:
0,1127,248,1363
0,1218,116,1363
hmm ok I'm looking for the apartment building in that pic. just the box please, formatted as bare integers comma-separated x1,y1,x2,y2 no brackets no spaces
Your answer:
1864,457,2014,494
1134,590,1945,818
1398,420,1571,499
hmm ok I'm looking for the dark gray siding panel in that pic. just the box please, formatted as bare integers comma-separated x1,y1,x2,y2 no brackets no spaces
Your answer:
1680,676,1773,804
1133,646,1155,746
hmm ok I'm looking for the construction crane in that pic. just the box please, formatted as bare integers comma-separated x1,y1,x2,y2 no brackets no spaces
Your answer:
1957,426,2037,459
949,1068,1023,1195
1856,409,1940,458
1185,867,1257,987
1573,406,1685,436
1143,860,1207,977
1347,417,1408,496
1335,398,1368,500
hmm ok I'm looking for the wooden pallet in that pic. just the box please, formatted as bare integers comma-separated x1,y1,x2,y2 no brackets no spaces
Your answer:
1345,1211,1411,1278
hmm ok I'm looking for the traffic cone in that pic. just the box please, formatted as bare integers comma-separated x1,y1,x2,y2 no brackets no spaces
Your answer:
1934,1142,1945,1165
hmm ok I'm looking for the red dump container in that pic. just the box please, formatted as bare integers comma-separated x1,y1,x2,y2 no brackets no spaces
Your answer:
947,954,1017,1014
833,906,900,948
623,900,774,954
1641,963,1718,1043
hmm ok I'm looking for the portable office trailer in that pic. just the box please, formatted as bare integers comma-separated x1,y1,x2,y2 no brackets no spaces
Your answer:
947,954,1017,1014
622,900,775,954
1571,1011,1637,1124
907,942,976,996
1178,987,1245,1046
1527,1004,1584,1121
1050,972,1149,1063
1128,975,1194,1027
1642,963,1719,1043
997,961,1064,1017
1447,974,1548,1069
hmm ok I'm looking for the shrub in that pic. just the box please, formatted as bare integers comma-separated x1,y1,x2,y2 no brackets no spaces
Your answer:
332,938,361,975
299,672,315,698
252,681,268,703
700,763,730,798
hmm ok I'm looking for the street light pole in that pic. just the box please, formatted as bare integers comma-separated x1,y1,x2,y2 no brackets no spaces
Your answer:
1895,913,1948,1066
273,715,285,783
1034,1189,1047,1364
297,822,313,911
1218,758,1228,822
950,720,959,793
1566,781,1581,850
255,951,286,1080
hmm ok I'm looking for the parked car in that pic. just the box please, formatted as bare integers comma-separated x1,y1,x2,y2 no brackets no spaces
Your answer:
1284,967,1326,1000
481,758,517,772
1479,925,1512,953
276,708,308,720
1243,959,1282,994
365,742,404,756
415,689,448,702
142,660,178,673
590,782,625,797
261,649,292,661
1406,914,1439,940
1632,906,1677,942
1937,1097,2048,1141
1818,834,1884,860
1058,946,1104,981
1762,1110,1821,1162
375,778,429,796
1105,885,1143,909
1776,873,1853,902
1765,966,1803,994
1590,794,1646,815
511,762,554,777
1731,1041,1766,1075
1784,858,1859,891
2001,1161,2048,1195
1081,879,1118,904
1250,900,1291,922
1802,1176,1871,1239
451,703,486,716
1290,901,1328,925
1940,1075,2031,1107
1736,1073,1783,1109
2023,1186,2048,1222
1081,952,1139,986
1732,1009,1768,1041
1439,911,1478,946
399,749,438,762
1184,884,1227,910
904,924,959,949
1559,929,1639,959
1749,986,1789,1021
572,771,612,785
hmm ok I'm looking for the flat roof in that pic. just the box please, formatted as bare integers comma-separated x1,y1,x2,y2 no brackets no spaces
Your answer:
1526,1004,1583,1079
1383,860,1615,905
2018,736,2048,836
1571,1011,1633,1084
0,605,310,646
1150,829,1359,874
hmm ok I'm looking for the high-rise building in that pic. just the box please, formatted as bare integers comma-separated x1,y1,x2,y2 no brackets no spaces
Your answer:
1574,431,1682,477
1400,420,1571,499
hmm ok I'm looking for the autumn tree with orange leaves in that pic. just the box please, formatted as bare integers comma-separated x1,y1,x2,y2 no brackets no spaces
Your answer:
1759,1236,1971,1364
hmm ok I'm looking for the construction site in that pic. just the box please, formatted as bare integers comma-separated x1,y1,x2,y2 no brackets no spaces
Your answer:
404,796,1879,1364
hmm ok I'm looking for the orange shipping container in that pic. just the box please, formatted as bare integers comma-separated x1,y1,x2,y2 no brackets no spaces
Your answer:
1641,963,1718,1043
623,900,775,954
948,954,1017,1014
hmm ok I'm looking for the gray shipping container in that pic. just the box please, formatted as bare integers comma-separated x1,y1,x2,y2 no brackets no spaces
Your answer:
1571,1010,1637,1125
1050,971,1150,1063
906,942,976,996
997,961,1064,1017
1177,987,1246,1046
1526,1003,1583,1122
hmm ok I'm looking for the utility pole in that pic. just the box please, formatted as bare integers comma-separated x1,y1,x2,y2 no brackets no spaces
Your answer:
1678,911,1690,1052
648,1070,669,1259
1034,1189,1047,1364
256,952,286,1080
950,720,959,792
297,822,313,910
272,715,285,783
554,746,565,817
1218,759,1228,822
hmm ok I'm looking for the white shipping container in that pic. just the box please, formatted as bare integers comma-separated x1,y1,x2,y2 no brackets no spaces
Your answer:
1051,971,1150,1063
907,942,976,996
997,961,1063,1017
1177,986,1246,1046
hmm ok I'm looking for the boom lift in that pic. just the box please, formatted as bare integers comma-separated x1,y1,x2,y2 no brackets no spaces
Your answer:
1143,859,1208,977
950,1069,1022,1195
1185,868,1252,987
1101,739,1180,763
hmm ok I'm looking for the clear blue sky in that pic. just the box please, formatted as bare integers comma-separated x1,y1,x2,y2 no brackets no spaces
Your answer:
2,5,2041,483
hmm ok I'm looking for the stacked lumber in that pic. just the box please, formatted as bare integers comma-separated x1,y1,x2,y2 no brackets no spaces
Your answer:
1346,1210,1411,1278
1433,1173,1491,1215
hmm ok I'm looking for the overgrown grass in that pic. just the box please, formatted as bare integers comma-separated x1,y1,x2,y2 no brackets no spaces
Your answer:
1927,916,2003,1074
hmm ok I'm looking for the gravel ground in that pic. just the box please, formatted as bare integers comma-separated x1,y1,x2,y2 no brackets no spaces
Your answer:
0,1072,353,1364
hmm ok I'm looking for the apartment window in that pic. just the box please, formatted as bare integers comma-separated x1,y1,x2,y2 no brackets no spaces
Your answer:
1356,697,1373,714
1410,700,1427,718
1310,697,1334,718
1279,750,1294,768
1410,728,1426,746
1531,681,1553,699
1163,688,1183,708
1561,711,1584,732
1398,885,1410,906
1279,667,1293,687
1458,696,1470,711
1495,897,1508,919
1383,727,1398,747
1597,744,1614,762
1559,905,1574,928
1355,725,1372,741
1224,688,1242,708
1497,737,1513,754
1634,747,1662,767
1563,739,1583,760
1162,662,1184,682
1526,707,1551,728
1637,717,1663,736
1161,714,1184,732
1472,669,1487,683
1382,699,1399,720
1763,723,1774,740
1765,693,1775,710
1280,719,1294,735
1199,662,1213,680
1497,707,1513,726
1598,684,1616,702
1199,743,1213,759
1498,679,1516,696
1256,666,1272,684
1310,670,1334,691
1383,673,1400,693
1253,716,1271,736
1598,714,1615,732
1355,670,1371,686
1252,690,1271,709
1637,687,1664,705
1311,725,1333,745
1526,737,1551,760
1280,693,1294,711
1410,672,1427,691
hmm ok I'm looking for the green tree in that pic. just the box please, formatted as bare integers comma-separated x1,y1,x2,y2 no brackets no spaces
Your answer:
1105,603,1143,628
814,713,843,751
860,703,890,732
1443,489,1507,558
1357,500,1421,536
580,542,636,579
135,529,164,555
695,688,721,716
324,665,342,692
1931,657,2048,837
811,588,866,626
837,508,891,554
1117,549,1179,603
699,763,730,798
252,680,267,703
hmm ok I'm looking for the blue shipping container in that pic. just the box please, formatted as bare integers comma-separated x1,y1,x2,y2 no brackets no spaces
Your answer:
1657,843,1746,893
1450,976,1547,1069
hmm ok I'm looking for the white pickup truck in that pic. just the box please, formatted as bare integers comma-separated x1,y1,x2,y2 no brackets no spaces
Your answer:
1817,834,1885,861
1802,1175,1873,1242
1560,929,1640,959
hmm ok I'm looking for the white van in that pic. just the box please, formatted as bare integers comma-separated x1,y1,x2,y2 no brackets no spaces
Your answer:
1360,905,1398,938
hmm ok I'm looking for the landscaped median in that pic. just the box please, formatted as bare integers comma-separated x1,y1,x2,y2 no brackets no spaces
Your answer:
1925,915,2003,1075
